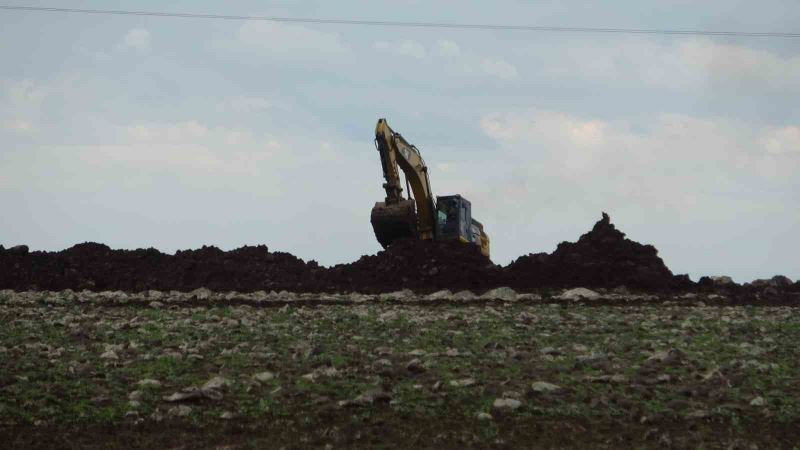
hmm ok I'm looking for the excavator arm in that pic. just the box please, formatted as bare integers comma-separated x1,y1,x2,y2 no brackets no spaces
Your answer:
371,118,437,248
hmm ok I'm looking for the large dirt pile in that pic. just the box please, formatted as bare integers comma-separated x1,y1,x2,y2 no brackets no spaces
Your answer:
0,243,313,292
319,238,502,293
0,213,695,293
506,213,692,290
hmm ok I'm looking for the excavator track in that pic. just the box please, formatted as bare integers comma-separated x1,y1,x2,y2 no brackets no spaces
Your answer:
370,200,418,249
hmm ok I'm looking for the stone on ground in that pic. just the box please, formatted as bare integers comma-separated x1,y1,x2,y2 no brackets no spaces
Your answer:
137,379,161,387
168,405,192,417
476,412,493,421
449,378,476,388
201,376,230,391
254,371,275,382
100,350,119,360
425,290,453,300
452,290,477,301
480,287,517,301
379,289,414,301
530,381,562,393
189,287,213,300
493,398,522,411
556,288,601,301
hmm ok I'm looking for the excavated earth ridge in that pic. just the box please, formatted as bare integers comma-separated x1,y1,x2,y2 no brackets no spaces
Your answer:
1,214,797,301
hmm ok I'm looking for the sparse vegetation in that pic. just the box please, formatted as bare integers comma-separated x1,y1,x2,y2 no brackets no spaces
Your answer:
1,290,799,448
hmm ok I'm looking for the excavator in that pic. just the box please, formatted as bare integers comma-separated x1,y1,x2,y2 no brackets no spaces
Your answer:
370,118,490,257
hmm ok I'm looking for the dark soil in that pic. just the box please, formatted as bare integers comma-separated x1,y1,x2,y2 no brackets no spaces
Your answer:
0,213,795,295
0,244,313,292
505,213,693,291
319,238,504,293
4,417,799,450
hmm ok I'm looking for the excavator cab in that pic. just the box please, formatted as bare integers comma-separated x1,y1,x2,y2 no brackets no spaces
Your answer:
436,195,472,243
435,195,490,257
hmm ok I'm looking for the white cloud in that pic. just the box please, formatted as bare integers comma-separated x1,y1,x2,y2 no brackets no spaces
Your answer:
63,119,358,182
435,40,461,58
5,79,48,106
372,39,519,80
216,96,282,114
3,119,37,134
22,120,286,184
678,40,800,88
475,110,799,220
1,79,49,133
122,28,151,52
125,120,209,143
373,39,427,58
528,37,800,91
761,126,800,155
232,21,348,56
479,58,520,80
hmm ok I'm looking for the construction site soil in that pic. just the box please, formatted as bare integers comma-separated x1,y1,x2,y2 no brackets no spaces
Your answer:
2,214,798,298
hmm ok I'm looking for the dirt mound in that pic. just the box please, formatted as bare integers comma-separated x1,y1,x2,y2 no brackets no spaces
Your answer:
506,213,692,290
319,238,503,293
0,243,313,292
1,213,695,293
696,274,799,301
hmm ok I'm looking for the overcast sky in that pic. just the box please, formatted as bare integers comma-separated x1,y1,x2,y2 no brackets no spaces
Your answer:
1,0,798,282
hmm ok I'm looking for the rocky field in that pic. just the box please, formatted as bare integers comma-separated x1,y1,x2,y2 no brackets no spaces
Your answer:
2,289,799,449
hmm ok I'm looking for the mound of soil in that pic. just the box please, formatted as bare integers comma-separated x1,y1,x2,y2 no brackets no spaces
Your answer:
319,238,503,293
0,243,313,292
0,213,695,293
506,213,692,290
696,274,800,300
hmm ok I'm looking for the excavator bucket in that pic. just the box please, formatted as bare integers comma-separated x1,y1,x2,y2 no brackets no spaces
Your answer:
370,199,418,248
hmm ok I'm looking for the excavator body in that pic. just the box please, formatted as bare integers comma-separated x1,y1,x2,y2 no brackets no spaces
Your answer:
370,118,490,257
